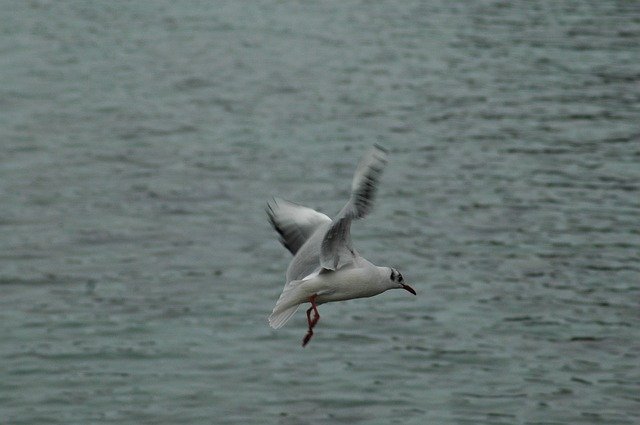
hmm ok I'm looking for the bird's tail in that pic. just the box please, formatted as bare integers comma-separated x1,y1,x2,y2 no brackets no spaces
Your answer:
268,304,300,329
268,283,302,329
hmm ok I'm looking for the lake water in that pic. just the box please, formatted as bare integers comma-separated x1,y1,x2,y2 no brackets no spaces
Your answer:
1,1,639,424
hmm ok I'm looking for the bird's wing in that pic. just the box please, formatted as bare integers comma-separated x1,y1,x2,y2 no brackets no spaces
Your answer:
285,223,328,283
320,145,388,270
267,198,331,255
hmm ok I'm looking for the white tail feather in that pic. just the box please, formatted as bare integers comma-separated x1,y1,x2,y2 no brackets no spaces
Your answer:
268,282,304,329
268,304,300,329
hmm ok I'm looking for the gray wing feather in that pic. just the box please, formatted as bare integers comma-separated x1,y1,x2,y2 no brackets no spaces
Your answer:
320,145,388,270
267,198,331,255
285,223,329,283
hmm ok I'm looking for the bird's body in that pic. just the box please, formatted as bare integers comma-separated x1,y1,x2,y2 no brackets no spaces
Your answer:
267,145,415,345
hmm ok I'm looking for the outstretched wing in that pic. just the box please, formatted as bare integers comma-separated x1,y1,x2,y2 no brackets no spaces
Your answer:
267,198,331,255
320,145,388,270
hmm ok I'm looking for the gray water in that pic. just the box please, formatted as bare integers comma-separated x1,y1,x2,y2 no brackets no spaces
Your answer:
1,1,639,424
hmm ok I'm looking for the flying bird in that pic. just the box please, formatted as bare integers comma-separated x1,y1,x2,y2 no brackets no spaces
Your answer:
266,145,416,346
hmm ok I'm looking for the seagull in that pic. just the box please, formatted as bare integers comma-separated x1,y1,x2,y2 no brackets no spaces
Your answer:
266,145,416,346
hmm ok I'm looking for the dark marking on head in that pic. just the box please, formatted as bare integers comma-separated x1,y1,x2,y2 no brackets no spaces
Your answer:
389,268,404,283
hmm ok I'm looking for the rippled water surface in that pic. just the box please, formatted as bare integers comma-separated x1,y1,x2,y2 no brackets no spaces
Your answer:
1,1,639,424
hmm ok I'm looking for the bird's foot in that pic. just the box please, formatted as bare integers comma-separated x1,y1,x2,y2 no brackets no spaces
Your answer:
303,295,320,347
302,329,314,347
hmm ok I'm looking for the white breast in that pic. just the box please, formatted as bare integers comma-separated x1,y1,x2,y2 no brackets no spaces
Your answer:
306,266,388,304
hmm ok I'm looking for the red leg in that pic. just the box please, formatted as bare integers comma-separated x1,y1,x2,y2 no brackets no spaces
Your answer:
302,295,320,347
309,295,320,327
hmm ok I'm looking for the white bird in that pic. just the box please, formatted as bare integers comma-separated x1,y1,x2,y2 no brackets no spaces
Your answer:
267,145,416,346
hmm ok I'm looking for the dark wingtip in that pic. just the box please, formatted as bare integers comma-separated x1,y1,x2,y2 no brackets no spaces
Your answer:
266,198,295,254
373,143,388,154
265,199,277,225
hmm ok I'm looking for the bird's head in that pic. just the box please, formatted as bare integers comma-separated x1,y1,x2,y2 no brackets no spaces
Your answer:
388,267,416,295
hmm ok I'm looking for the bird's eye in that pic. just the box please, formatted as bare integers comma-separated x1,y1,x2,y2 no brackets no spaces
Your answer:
398,273,403,283
390,269,396,281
